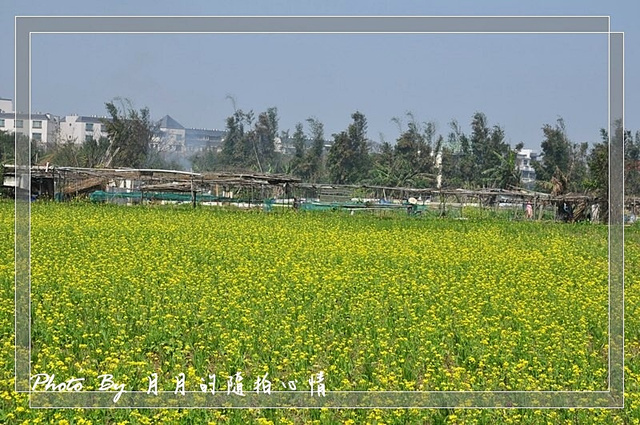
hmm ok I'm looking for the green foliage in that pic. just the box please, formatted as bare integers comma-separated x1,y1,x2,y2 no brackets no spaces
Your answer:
0,131,14,165
289,122,308,178
625,130,640,196
37,98,637,198
39,137,110,168
102,98,156,168
220,110,247,168
534,118,570,184
81,137,111,168
305,117,326,182
482,149,521,189
191,147,219,172
255,107,278,168
369,140,399,186
327,111,370,184
441,121,475,189
0,131,14,185
369,115,440,188
218,107,279,173
567,141,589,192
439,112,512,189
43,140,82,166
145,148,185,171
470,112,511,187
586,128,609,197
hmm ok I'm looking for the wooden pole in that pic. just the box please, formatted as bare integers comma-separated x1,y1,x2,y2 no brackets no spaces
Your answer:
538,200,545,221
191,178,196,208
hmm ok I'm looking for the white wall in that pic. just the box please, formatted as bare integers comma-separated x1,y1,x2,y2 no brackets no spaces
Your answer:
0,113,60,147
60,115,109,144
0,99,12,113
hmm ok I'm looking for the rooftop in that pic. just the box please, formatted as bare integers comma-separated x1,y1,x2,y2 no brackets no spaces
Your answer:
158,115,185,130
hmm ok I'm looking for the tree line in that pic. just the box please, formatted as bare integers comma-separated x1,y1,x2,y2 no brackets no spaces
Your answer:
193,105,639,198
1,99,639,198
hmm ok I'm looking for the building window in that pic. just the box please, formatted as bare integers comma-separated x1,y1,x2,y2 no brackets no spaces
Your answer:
85,134,94,143
86,123,94,132
33,120,42,129
32,132,42,141
0,119,4,127
16,119,23,128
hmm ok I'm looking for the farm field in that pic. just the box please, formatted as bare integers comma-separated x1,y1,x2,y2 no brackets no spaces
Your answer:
0,200,639,424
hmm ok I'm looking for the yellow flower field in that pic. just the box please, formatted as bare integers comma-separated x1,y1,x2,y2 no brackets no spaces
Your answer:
1,200,639,424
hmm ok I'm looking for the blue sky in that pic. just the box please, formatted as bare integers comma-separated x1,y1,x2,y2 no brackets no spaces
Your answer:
2,1,638,151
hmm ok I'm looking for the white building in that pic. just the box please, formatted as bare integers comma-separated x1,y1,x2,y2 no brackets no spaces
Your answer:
154,115,186,152
153,115,225,154
59,115,110,144
0,98,12,113
516,148,538,188
0,98,60,146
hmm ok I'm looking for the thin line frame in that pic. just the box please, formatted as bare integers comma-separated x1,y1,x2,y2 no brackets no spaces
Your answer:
13,16,624,409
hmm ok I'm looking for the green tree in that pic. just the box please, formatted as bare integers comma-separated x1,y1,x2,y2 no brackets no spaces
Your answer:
370,141,399,186
441,119,475,188
327,131,352,184
625,130,640,196
305,117,326,182
589,122,639,198
469,112,490,184
327,111,370,184
219,110,248,169
0,131,16,181
482,149,521,189
347,111,371,180
102,98,156,168
0,131,15,165
372,116,440,188
533,118,571,188
469,112,510,187
567,141,589,192
219,107,282,173
45,140,82,167
586,128,610,220
79,137,110,168
254,107,279,172
289,122,308,178
191,147,218,172
40,136,111,168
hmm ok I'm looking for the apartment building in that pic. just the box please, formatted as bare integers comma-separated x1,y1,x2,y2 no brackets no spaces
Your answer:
59,115,110,144
0,98,60,146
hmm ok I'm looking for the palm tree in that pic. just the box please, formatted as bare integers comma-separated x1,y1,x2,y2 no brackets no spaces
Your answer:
482,150,521,189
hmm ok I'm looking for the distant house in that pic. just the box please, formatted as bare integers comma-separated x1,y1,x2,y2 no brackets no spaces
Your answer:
154,115,225,154
0,98,12,114
59,115,110,144
185,127,226,153
516,149,538,188
0,99,60,146
273,136,299,156
154,115,186,152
